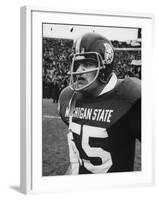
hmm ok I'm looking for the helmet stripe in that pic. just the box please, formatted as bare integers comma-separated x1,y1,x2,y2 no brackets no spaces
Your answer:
75,35,83,53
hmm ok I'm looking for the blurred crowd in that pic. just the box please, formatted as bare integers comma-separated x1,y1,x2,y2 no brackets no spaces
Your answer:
113,50,141,79
43,38,72,100
42,38,141,101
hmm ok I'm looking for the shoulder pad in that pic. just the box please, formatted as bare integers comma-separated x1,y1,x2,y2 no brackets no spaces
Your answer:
58,86,74,125
116,77,141,104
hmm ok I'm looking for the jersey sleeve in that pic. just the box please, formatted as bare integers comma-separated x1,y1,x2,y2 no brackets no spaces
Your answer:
117,77,141,103
127,98,141,141
117,77,141,140
66,131,80,174
58,86,74,126
128,78,141,140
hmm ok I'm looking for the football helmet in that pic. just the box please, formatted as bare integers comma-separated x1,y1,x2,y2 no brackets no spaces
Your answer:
69,32,114,91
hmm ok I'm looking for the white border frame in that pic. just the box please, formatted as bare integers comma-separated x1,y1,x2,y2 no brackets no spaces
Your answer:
20,6,154,194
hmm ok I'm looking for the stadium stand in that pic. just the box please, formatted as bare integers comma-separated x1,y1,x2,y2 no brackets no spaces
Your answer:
42,38,141,101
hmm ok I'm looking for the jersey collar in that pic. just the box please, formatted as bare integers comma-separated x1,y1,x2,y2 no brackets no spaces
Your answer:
99,72,117,96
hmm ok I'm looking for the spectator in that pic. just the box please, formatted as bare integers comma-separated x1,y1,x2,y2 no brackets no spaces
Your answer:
42,37,141,102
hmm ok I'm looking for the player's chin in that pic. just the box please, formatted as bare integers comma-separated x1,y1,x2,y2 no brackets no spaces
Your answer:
73,80,88,90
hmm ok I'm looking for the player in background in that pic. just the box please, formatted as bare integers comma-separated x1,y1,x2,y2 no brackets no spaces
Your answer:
58,32,141,174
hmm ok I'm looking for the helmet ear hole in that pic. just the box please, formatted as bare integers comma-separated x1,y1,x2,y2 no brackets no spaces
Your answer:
98,63,113,83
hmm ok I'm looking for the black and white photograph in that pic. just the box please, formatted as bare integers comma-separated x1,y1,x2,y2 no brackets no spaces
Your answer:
42,23,141,176
0,0,158,198
20,7,154,194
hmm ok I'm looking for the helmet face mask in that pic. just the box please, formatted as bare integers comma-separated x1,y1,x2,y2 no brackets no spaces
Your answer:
69,52,106,91
69,33,114,91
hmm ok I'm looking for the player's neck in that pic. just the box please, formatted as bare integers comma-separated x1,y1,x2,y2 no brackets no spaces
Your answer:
80,74,114,98
81,83,106,98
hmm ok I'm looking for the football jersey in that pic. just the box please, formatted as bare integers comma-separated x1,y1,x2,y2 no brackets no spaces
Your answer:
58,77,141,174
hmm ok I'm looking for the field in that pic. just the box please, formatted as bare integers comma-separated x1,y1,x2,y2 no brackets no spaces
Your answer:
42,99,141,176
42,99,69,176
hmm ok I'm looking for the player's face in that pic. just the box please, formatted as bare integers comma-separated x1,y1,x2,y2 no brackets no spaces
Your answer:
74,61,98,90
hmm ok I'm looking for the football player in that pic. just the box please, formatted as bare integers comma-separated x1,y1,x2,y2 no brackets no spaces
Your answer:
58,32,141,174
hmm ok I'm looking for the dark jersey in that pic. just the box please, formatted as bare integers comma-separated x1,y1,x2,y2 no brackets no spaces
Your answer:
59,77,141,174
